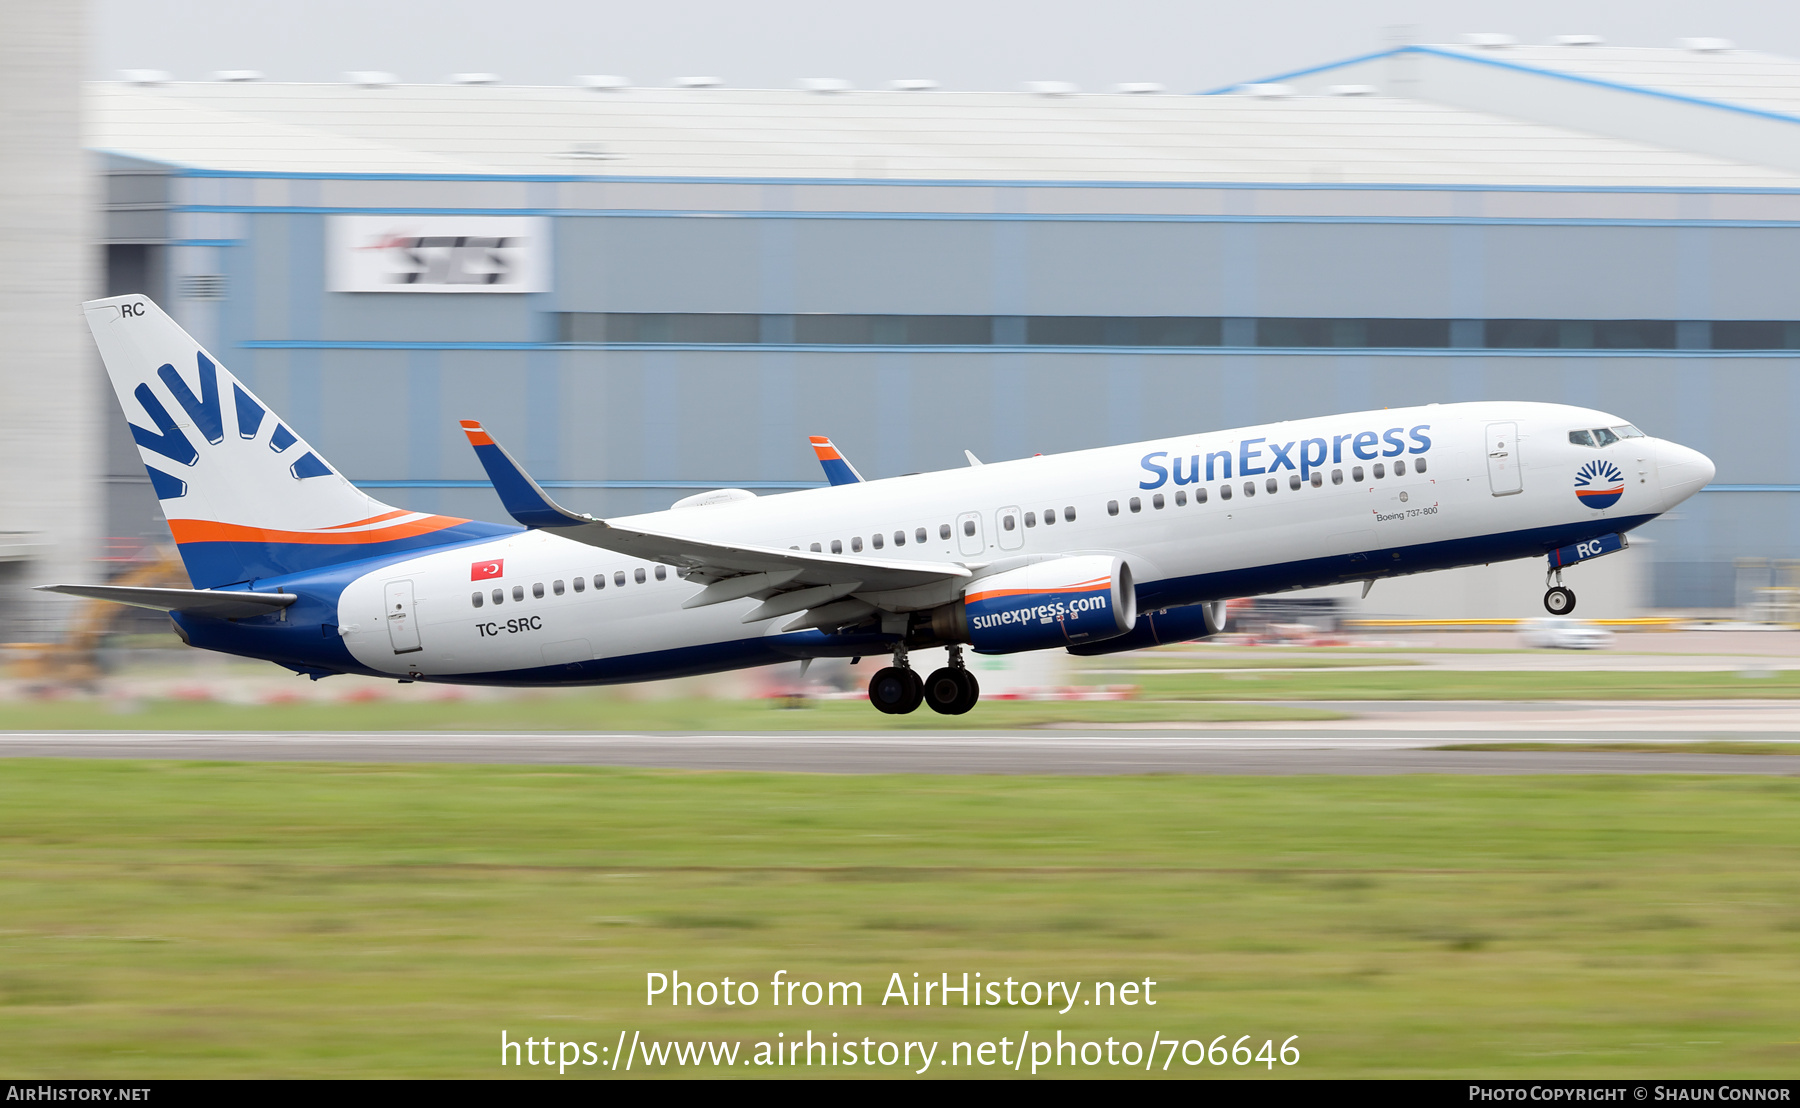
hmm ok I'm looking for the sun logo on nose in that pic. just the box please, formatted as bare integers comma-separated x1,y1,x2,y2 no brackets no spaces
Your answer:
1574,460,1626,510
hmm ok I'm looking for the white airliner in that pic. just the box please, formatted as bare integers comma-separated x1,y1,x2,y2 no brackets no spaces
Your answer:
45,296,1715,714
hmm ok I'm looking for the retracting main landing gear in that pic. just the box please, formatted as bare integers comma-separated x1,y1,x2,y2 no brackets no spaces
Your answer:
1544,567,1577,615
868,644,925,715
923,645,980,716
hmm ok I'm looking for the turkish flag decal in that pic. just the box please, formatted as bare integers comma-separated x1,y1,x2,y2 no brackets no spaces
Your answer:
471,559,504,581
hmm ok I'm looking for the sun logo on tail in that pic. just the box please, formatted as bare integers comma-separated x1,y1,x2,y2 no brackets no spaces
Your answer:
1574,460,1625,509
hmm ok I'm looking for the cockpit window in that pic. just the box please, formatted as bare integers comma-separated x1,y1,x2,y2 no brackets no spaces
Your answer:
1612,424,1644,439
1592,427,1620,447
1568,429,1595,447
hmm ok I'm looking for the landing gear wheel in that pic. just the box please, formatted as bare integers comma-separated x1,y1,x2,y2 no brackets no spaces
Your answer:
869,666,924,714
923,667,980,715
1543,586,1577,615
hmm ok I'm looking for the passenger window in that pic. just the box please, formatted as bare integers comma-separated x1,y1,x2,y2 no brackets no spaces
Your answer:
532,582,544,599
852,536,863,552
553,579,565,596
513,585,525,602
1195,487,1207,504
895,530,907,546
1415,457,1428,474
917,527,928,543
1152,493,1165,509
573,576,585,593
1394,459,1406,477
634,568,647,584
1024,511,1036,527
871,533,883,549
1174,490,1186,506
939,524,951,540
493,588,504,604
1107,500,1119,517
614,571,626,587
654,565,667,581
1352,466,1364,482
594,574,606,590
1373,463,1385,479
1043,509,1055,526
1266,477,1278,494
1129,497,1142,513
1310,472,1322,488
471,591,483,608
1002,515,1015,532
1332,468,1343,485
1063,506,1075,522
1569,429,1595,447
1593,427,1620,447
1220,484,1232,501
1244,481,1256,497
810,542,822,552
831,539,843,554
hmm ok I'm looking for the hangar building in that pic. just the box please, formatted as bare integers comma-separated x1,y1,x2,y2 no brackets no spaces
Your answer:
87,44,1800,613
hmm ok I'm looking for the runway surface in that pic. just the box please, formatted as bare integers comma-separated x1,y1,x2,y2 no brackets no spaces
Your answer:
2,730,1797,775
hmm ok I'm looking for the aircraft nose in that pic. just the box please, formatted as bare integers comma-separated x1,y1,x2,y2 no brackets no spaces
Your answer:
1658,442,1716,507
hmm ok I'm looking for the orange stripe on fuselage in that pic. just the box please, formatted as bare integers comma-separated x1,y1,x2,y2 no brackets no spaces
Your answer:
168,514,473,546
964,577,1111,605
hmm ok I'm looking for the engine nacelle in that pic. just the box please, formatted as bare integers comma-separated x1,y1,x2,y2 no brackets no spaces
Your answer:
1065,600,1225,657
960,555,1137,655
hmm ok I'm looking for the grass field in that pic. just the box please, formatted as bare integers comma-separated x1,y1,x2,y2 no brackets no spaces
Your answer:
1,759,1796,1078
0,695,1344,732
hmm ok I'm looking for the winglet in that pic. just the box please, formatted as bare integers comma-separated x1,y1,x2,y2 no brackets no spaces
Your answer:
459,420,592,529
808,435,865,486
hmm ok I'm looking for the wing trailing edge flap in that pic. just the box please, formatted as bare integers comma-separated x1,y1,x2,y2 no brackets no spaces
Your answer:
36,584,297,619
460,422,970,607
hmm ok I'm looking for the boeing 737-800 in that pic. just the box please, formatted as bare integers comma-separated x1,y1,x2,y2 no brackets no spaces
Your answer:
44,296,1716,715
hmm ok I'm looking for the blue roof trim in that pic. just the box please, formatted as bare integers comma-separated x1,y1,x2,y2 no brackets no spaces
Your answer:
94,147,1800,194
177,206,1800,229
241,339,1800,359
1205,44,1800,129
1196,46,1406,95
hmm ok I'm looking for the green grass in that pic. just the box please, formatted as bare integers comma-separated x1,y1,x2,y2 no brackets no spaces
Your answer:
1128,668,1800,701
1438,741,1800,756
0,695,1342,732
1074,656,1420,670
1,760,1797,1078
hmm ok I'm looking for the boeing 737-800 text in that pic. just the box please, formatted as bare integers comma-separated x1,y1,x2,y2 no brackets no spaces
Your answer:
44,296,1716,714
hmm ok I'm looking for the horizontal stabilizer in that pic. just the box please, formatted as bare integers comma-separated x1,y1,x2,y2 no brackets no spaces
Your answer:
36,584,297,619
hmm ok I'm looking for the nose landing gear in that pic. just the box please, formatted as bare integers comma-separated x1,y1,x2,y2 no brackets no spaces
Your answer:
1543,567,1577,615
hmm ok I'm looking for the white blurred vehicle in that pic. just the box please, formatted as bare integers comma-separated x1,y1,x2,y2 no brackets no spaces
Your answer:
1517,617,1613,650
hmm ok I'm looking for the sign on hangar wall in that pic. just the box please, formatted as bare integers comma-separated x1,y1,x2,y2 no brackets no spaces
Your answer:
327,216,551,293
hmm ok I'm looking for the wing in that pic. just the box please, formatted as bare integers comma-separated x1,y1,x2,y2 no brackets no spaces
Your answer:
36,584,296,619
808,435,865,485
459,422,969,617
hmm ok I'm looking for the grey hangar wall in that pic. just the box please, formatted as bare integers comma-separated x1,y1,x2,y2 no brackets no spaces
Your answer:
106,170,1800,609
